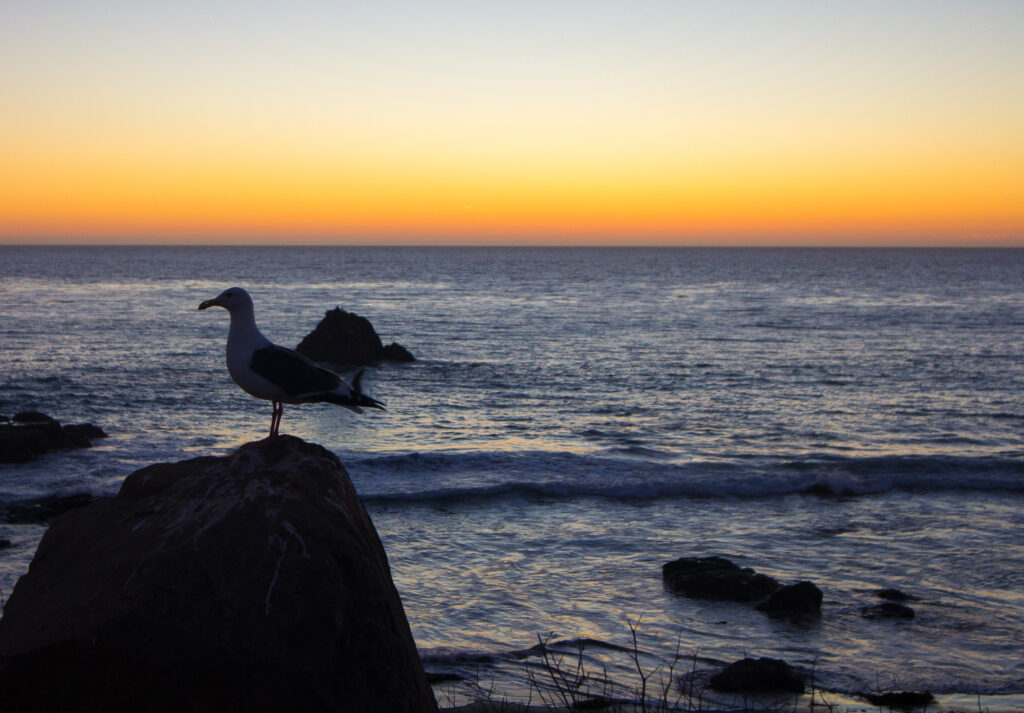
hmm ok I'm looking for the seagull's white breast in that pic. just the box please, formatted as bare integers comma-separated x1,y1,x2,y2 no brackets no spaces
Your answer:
225,312,287,402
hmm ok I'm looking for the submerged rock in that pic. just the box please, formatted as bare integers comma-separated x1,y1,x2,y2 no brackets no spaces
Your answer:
755,581,823,616
0,436,438,713
861,602,916,620
875,588,918,602
662,556,780,602
296,307,415,366
709,657,805,694
0,412,107,464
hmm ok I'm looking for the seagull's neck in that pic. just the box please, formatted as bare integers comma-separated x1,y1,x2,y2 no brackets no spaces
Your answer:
226,303,271,353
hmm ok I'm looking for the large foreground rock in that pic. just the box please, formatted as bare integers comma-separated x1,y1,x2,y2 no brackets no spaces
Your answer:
0,436,437,713
296,307,415,366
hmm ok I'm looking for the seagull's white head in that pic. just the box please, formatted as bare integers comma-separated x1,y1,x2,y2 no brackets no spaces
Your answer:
198,287,253,313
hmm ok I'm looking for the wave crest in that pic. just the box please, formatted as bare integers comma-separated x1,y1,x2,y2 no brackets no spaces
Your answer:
346,450,1024,505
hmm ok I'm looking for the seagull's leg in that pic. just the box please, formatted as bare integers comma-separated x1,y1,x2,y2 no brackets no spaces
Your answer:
275,402,284,437
269,401,282,438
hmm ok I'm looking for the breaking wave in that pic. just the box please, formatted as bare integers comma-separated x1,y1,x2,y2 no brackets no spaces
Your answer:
347,449,1024,504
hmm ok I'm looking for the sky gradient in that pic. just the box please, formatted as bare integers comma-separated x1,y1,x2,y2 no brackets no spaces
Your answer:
2,1,1022,245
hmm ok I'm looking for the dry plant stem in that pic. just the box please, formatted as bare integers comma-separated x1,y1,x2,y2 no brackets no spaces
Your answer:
627,618,650,713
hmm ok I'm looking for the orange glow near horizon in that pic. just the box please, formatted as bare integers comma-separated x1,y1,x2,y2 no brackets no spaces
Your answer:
4,139,1020,245
2,3,1023,246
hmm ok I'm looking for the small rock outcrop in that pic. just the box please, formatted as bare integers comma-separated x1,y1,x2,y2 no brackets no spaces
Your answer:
296,307,415,366
709,657,805,694
864,691,934,708
0,411,107,463
662,556,781,602
380,341,416,362
755,581,823,616
0,436,438,713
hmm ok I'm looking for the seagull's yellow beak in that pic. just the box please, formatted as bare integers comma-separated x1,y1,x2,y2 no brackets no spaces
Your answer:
198,298,222,311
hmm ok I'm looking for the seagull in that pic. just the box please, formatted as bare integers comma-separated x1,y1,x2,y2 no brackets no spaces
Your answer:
199,287,384,438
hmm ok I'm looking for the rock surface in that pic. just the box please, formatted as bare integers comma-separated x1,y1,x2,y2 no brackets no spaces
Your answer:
0,412,107,464
709,657,805,693
755,581,823,616
0,436,438,713
662,556,781,602
296,307,415,366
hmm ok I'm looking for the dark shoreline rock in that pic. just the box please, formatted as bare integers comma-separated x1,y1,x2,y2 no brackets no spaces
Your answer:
709,657,805,694
864,691,935,708
296,307,415,366
0,436,438,713
0,412,107,464
755,581,823,616
662,556,781,602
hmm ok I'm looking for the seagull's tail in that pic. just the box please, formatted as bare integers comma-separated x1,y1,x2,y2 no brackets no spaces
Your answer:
324,369,386,413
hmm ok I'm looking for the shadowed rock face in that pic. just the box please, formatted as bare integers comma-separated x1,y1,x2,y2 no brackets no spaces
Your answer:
0,436,438,713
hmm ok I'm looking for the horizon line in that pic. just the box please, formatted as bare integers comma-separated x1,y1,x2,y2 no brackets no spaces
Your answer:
2,240,1023,250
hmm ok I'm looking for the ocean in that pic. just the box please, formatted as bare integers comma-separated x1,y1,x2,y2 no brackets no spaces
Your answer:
1,246,1022,706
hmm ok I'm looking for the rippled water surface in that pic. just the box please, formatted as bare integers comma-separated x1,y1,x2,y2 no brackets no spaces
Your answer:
1,246,1023,700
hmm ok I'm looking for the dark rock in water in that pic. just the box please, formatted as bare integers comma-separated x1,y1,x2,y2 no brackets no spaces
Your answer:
755,581,823,616
12,411,57,424
663,556,781,602
63,423,108,440
296,306,415,366
380,341,416,362
864,691,935,708
861,602,916,620
875,587,918,602
0,539,11,550
709,657,805,693
0,436,438,713
1,493,97,524
572,695,618,710
0,413,106,464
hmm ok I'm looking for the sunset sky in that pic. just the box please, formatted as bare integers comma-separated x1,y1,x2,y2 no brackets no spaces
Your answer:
2,1,1022,245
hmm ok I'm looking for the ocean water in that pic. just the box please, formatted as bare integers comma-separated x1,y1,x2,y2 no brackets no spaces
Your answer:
1,246,1023,704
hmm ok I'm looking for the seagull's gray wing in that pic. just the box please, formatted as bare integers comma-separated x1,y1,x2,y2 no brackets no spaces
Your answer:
250,344,342,399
